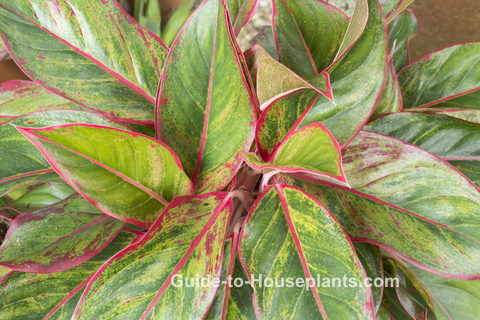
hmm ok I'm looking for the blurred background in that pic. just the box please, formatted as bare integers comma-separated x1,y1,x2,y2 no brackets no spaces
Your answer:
1,0,479,82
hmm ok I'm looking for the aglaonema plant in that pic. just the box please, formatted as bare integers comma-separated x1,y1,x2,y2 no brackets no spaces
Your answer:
0,0,479,318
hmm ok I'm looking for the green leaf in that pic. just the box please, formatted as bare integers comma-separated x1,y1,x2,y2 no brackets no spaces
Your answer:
334,0,368,62
0,80,82,123
0,0,167,124
407,263,480,320
156,0,256,193
0,110,128,197
257,0,387,149
354,243,383,313
133,0,161,35
17,124,193,228
252,46,332,105
0,231,136,320
0,195,124,273
0,196,18,220
449,160,480,187
239,185,375,319
367,112,480,189
205,230,257,319
254,26,278,60
371,61,402,118
161,0,200,46
75,193,233,319
432,109,480,124
380,0,400,15
298,0,387,144
383,0,415,23
366,112,480,159
272,0,349,77
12,182,75,209
388,260,433,318
388,10,418,72
399,42,480,110
0,172,62,201
286,131,480,278
244,122,347,184
226,0,258,34
161,0,257,46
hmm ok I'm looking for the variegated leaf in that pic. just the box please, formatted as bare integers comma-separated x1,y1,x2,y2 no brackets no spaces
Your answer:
74,193,233,319
388,10,418,72
244,122,347,184
272,0,349,77
257,0,387,150
240,184,375,319
0,0,167,124
449,160,480,187
366,112,480,187
156,0,256,193
406,262,480,320
0,195,124,273
371,60,402,118
354,243,384,313
334,0,368,62
285,131,480,278
227,0,258,34
431,109,480,124
399,42,480,110
366,112,480,160
205,230,257,319
252,46,332,106
0,80,81,123
378,258,430,319
0,231,136,320
162,0,257,45
17,124,193,228
12,182,75,209
298,0,387,144
0,110,128,197
0,37,8,60
382,0,415,23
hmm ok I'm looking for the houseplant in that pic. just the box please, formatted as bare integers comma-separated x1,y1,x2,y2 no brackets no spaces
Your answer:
0,0,479,318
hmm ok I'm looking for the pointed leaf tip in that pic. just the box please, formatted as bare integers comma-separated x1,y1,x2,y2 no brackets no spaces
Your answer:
18,124,193,228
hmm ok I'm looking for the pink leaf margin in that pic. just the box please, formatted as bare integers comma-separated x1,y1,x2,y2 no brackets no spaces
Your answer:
155,0,258,193
15,123,194,229
246,122,348,185
398,41,480,110
0,195,125,273
237,184,376,319
0,0,168,125
72,192,233,320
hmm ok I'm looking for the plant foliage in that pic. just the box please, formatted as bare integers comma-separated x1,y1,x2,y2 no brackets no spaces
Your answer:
0,0,479,318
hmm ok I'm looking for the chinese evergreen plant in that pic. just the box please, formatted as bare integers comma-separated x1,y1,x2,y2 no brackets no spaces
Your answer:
0,0,479,318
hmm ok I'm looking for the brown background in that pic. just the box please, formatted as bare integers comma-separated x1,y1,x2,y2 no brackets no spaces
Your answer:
409,0,480,59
